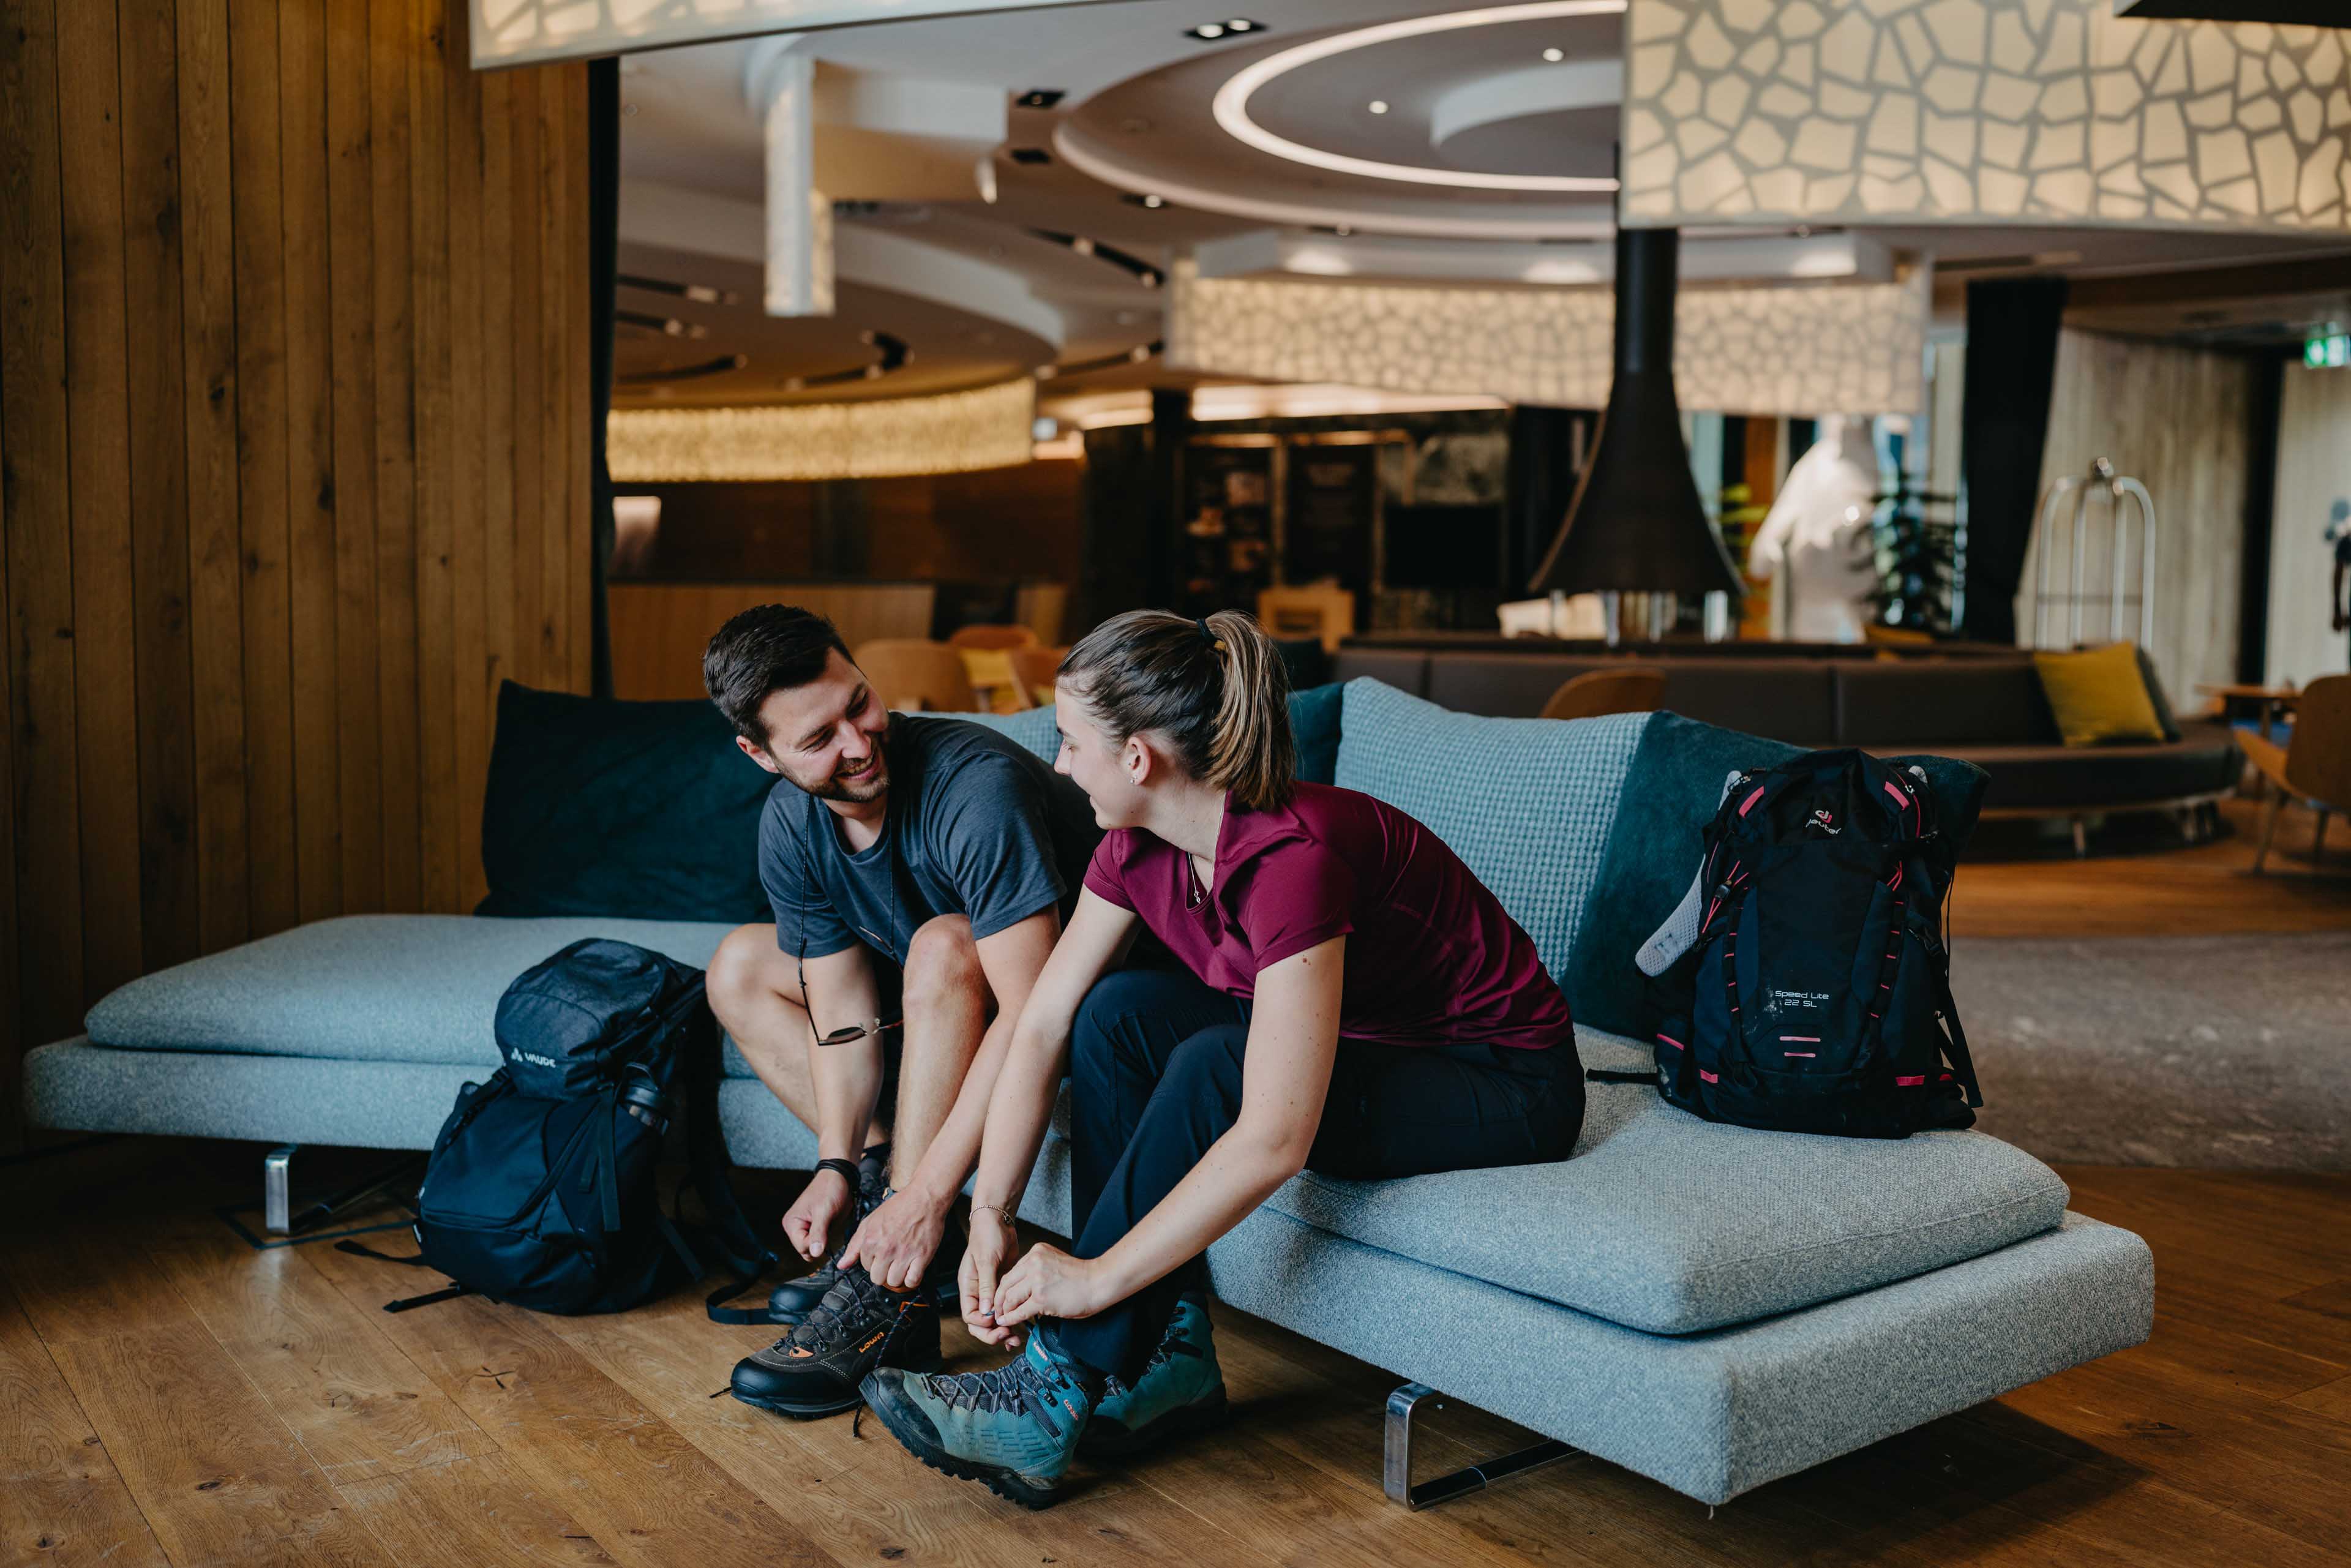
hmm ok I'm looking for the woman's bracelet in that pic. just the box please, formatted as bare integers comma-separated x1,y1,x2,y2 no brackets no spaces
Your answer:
969,1202,1019,1227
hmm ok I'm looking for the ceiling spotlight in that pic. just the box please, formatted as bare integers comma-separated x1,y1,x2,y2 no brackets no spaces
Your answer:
1187,19,1260,41
1016,88,1065,109
1334,224,1353,236
1367,99,1389,114
1194,23,1224,38
1123,192,1167,209
1008,146,1052,165
1143,194,1164,208
1129,344,1153,362
1542,47,1564,61
1071,236,1096,257
1225,20,1257,31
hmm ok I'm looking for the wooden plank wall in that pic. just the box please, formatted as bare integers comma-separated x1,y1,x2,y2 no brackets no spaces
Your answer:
0,0,593,1151
2031,329,2254,707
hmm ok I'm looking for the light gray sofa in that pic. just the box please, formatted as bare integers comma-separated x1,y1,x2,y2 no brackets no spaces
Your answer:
24,679,2153,1508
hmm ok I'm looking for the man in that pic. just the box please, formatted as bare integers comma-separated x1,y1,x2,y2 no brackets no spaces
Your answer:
700,605,1097,1419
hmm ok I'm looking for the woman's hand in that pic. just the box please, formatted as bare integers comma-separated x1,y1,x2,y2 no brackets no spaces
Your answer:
959,1207,1023,1348
781,1166,852,1263
990,1242,1111,1331
838,1187,947,1291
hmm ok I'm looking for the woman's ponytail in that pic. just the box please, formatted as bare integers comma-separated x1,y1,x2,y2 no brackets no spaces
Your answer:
1198,609,1294,810
1060,608,1296,809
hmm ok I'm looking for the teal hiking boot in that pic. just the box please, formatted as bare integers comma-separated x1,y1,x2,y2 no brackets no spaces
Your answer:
1082,1298,1227,1459
860,1332,1097,1508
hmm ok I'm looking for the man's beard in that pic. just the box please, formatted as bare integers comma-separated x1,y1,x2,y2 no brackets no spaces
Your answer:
801,749,888,803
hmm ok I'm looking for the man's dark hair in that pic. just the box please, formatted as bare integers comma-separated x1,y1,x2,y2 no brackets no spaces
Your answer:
702,604,852,744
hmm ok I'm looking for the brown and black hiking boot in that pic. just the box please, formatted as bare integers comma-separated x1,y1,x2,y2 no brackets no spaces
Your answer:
730,1261,941,1419
766,1148,890,1326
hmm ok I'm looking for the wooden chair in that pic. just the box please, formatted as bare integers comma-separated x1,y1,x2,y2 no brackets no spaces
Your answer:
947,624,1037,651
1010,644,1067,708
2242,672,2350,873
1540,666,1668,722
1258,583,1355,655
853,639,980,713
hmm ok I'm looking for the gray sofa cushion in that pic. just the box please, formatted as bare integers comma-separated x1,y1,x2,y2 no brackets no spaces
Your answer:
1261,1029,2069,1335
83,915,749,1070
1209,1204,2151,1504
1335,680,1646,983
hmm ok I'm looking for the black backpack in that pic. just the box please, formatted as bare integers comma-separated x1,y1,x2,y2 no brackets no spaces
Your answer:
1632,749,1983,1139
344,939,775,1318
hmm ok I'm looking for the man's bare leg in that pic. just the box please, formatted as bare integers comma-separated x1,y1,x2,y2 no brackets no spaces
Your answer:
891,915,992,1192
707,923,888,1152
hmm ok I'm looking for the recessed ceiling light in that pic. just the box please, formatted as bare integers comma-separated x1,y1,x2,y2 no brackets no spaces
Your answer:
1542,47,1564,61
1225,19,1258,31
1367,100,1389,114
1188,18,1262,41
1193,23,1225,39
1016,88,1065,109
1123,192,1168,209
1334,224,1353,236
1008,146,1052,165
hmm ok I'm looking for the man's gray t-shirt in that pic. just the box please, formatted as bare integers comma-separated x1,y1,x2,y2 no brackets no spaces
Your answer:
759,715,1100,967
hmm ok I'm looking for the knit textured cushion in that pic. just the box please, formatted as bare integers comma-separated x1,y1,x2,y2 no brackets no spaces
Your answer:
1332,678,1647,981
1251,1026,2069,1335
83,915,741,1068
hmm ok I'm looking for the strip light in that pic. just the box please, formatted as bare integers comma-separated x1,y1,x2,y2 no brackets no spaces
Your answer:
607,380,1037,482
1210,1,1626,193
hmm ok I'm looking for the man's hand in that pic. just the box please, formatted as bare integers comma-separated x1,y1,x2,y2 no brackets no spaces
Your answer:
781,1166,852,1263
838,1188,948,1291
959,1207,1024,1348
989,1242,1109,1330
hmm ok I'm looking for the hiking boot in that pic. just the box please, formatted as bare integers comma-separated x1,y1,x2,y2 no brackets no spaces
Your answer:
767,1147,889,1325
860,1332,1097,1508
1081,1298,1226,1459
730,1261,940,1419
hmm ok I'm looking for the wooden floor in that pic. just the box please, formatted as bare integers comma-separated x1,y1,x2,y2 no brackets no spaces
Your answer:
1,1139,2344,1568
1953,796,2351,938
5,805,2348,1567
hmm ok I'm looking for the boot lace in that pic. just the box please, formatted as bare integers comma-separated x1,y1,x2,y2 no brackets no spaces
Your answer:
925,1358,1066,1438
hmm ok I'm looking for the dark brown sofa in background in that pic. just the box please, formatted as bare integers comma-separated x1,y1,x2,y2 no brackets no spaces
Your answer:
1334,644,2241,841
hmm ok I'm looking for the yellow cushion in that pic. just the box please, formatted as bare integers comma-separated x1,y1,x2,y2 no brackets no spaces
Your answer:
2032,642,2167,746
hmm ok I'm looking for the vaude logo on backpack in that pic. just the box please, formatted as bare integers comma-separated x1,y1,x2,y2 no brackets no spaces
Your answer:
1632,750,1984,1139
344,939,774,1318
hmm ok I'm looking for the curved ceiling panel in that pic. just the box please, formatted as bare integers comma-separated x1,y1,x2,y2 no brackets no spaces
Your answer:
1620,0,2351,236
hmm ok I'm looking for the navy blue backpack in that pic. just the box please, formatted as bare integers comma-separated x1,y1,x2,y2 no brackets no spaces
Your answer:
345,939,774,1318
1636,749,1983,1139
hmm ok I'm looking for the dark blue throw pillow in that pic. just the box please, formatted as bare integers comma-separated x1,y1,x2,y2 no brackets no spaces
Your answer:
478,681,773,922
1289,681,1343,786
1563,711,1989,1038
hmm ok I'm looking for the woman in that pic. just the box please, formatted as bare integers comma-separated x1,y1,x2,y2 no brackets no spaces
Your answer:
859,609,1584,1507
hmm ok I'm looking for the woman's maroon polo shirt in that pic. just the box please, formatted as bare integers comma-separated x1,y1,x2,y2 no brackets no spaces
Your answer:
1082,782,1572,1051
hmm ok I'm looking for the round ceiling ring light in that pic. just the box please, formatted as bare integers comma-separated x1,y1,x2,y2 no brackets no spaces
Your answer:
1210,0,1625,193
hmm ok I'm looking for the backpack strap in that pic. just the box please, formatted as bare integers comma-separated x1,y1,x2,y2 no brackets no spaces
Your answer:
676,997,780,1313
383,1283,476,1313
1929,961,1985,1108
333,1238,430,1267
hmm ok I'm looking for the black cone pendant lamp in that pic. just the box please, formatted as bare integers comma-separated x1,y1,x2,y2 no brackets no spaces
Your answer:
1528,225,1742,610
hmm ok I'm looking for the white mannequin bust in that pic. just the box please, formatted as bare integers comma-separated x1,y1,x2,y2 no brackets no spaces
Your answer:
1750,415,1883,642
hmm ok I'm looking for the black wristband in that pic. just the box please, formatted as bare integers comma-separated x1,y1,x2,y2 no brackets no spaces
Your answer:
814,1157,862,1191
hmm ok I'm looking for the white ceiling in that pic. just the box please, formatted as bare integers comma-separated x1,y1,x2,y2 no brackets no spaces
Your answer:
612,0,2351,412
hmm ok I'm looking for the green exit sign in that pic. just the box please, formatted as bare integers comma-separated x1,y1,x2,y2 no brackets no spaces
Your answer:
2308,332,2349,369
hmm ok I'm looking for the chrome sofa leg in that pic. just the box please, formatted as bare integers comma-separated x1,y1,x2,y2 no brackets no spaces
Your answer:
1383,1382,1576,1510
264,1144,297,1234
